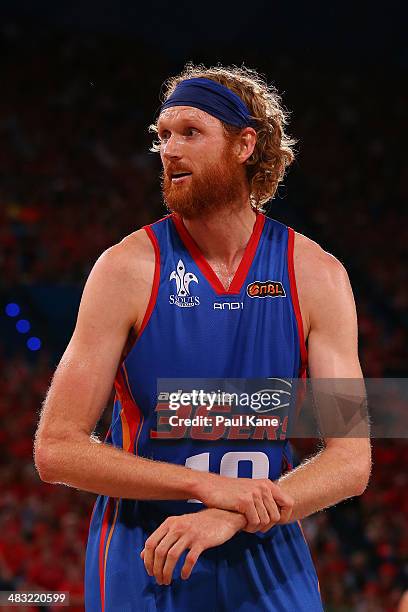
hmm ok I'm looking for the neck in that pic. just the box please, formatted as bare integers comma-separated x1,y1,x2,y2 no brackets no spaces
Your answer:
180,201,258,267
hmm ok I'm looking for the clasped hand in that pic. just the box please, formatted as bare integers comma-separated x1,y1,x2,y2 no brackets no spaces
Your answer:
140,477,294,585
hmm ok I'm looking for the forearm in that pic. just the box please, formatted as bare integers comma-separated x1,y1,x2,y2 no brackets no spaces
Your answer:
277,443,370,522
36,434,209,500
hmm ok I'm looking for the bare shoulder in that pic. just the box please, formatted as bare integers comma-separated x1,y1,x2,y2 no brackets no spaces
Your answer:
98,227,155,277
292,231,355,337
293,231,349,285
82,226,156,333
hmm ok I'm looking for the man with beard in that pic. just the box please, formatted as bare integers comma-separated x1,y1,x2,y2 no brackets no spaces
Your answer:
35,65,371,611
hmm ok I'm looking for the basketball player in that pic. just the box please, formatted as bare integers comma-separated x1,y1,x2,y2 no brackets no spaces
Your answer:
34,64,371,611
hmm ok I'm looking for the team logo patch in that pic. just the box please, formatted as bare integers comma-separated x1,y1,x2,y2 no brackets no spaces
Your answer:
247,280,286,298
169,259,200,308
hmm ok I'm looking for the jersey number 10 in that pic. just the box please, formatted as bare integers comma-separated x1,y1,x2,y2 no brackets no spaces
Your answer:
185,451,270,503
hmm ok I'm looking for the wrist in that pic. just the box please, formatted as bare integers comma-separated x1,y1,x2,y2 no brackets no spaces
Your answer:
186,468,218,502
227,510,247,530
202,508,246,530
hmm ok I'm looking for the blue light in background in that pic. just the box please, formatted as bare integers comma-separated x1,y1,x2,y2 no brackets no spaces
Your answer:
6,302,42,352
27,337,42,351
16,319,31,333
5,303,20,317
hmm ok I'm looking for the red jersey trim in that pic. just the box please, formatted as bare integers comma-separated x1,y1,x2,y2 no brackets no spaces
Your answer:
287,227,308,375
120,221,162,364
88,423,113,529
114,365,142,454
138,225,161,337
102,499,120,604
98,497,113,612
171,212,265,296
98,375,143,605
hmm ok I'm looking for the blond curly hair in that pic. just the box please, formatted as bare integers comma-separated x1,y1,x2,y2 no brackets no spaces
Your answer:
149,62,297,210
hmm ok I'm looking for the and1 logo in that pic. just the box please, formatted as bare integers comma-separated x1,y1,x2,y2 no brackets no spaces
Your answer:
247,280,286,298
169,259,200,308
214,302,244,310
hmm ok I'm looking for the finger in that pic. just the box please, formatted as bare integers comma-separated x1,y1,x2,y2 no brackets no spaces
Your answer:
271,486,294,524
153,532,180,584
260,494,281,532
143,524,169,577
243,498,262,533
276,503,293,524
181,546,203,580
162,536,190,585
254,495,270,529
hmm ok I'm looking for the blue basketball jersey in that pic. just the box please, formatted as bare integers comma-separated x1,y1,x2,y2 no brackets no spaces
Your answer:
85,212,323,611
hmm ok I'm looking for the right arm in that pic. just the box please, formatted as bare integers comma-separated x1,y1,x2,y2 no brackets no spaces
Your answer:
34,230,201,500
34,229,292,528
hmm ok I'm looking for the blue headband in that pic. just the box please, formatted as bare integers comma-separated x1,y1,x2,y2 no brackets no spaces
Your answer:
160,77,255,128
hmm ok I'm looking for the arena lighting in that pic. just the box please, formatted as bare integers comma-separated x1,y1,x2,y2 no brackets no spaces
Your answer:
16,319,31,333
27,337,41,351
5,302,20,317
5,302,42,351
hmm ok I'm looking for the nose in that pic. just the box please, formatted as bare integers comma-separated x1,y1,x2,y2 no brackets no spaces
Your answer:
161,134,183,161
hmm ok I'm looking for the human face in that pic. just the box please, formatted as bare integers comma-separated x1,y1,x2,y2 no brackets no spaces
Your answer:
157,106,244,219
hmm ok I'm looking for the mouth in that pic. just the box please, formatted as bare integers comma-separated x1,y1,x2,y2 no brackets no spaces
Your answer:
170,171,192,184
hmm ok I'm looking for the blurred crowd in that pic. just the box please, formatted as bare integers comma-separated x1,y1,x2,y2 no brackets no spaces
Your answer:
302,440,408,611
1,29,406,376
0,352,87,611
0,24,406,611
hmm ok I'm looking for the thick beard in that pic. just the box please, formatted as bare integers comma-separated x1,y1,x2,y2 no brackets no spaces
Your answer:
161,146,244,220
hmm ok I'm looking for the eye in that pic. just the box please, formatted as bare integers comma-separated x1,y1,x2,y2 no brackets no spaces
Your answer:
158,130,170,143
185,127,199,137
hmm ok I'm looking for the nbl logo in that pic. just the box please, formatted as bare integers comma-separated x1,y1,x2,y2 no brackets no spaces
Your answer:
247,280,286,298
169,259,200,308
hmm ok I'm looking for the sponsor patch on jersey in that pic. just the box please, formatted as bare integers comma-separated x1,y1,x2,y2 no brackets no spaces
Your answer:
247,280,286,298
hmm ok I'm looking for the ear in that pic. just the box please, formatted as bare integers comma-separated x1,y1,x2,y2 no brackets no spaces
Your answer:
236,127,257,163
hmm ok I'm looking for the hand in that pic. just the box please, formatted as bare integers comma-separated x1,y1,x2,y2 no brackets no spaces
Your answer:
140,508,245,585
198,474,294,533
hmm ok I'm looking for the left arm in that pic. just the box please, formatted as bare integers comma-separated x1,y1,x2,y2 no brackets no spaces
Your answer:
277,233,371,521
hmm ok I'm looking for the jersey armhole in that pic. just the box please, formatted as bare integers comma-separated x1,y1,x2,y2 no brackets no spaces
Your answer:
136,225,161,339
287,227,308,375
117,224,160,369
